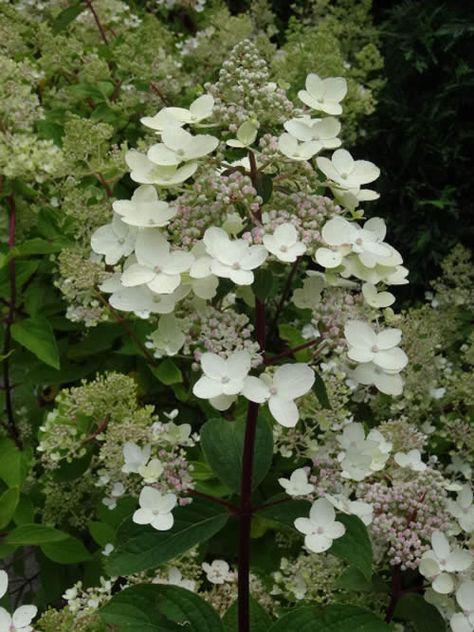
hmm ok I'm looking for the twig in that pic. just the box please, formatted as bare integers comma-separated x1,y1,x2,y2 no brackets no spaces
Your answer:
83,415,110,443
2,194,22,448
264,338,321,365
83,0,109,45
188,489,239,514
95,172,113,198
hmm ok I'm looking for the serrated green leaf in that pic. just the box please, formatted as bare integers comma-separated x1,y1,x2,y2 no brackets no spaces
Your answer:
100,584,224,631
106,498,229,575
200,415,273,493
11,317,60,369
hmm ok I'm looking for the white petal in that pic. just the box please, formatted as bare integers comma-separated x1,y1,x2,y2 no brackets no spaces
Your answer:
431,531,450,559
446,549,473,572
121,264,155,287
242,376,270,403
226,351,251,379
344,321,376,348
273,364,315,399
0,609,12,630
305,533,333,553
376,328,402,349
0,572,7,600
309,498,336,525
150,512,174,531
193,376,222,399
315,247,342,268
456,580,474,611
294,517,314,535
374,370,403,396
12,605,37,628
269,396,299,427
374,348,408,372
432,573,454,594
201,353,226,379
133,508,153,525
321,217,353,246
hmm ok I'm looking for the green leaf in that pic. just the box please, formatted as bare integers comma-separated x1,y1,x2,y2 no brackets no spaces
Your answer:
330,515,373,581
11,317,60,369
101,584,224,631
5,524,69,545
255,173,273,204
257,496,311,528
394,593,446,632
336,567,376,593
0,487,20,529
313,371,331,409
152,359,183,385
200,415,273,494
107,497,229,575
52,3,82,33
13,495,34,526
0,438,30,487
88,521,116,547
223,596,272,631
277,324,310,362
14,238,68,256
253,268,275,300
268,604,390,631
41,536,92,564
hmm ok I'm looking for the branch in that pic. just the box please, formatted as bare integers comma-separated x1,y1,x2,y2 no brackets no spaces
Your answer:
264,338,321,365
83,0,109,45
2,194,22,448
188,489,239,514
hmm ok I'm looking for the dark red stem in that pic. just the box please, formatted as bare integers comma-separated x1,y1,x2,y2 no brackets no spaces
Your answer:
2,195,21,448
238,298,265,632
385,565,402,622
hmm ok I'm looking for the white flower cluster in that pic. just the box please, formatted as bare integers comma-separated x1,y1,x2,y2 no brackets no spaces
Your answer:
90,71,409,538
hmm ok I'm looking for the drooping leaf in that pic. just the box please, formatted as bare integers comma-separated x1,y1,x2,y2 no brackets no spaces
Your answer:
268,604,390,631
200,415,273,494
11,317,60,369
100,584,224,632
330,514,373,581
106,497,229,575
394,593,446,632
